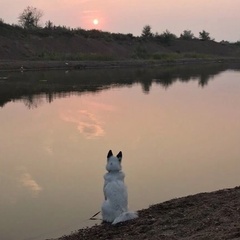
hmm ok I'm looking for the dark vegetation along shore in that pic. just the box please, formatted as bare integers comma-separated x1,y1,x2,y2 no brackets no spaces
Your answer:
1,19,240,72
55,186,240,240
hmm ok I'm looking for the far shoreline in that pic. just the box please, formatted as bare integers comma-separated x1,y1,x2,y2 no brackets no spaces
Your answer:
1,57,240,72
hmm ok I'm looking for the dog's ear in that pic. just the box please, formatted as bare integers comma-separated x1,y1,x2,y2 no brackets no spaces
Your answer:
117,151,122,162
107,150,113,158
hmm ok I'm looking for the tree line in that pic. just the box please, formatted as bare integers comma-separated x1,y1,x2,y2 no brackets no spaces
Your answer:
0,6,239,45
141,25,213,41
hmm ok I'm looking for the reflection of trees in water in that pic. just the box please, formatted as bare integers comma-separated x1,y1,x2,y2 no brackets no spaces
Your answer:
141,81,152,93
1,63,239,108
198,74,215,87
22,91,90,108
22,95,44,109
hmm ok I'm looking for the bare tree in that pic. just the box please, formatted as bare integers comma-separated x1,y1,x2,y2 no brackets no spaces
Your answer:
18,6,43,29
45,20,54,29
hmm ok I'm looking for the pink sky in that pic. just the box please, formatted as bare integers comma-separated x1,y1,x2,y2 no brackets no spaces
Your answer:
1,0,240,42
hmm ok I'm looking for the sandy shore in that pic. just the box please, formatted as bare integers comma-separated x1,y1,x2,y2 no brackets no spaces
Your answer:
1,58,240,72
54,186,240,240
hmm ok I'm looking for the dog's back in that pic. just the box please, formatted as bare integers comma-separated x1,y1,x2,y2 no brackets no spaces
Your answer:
104,172,128,209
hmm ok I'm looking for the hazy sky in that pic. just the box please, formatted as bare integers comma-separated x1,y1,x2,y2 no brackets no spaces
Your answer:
1,0,240,42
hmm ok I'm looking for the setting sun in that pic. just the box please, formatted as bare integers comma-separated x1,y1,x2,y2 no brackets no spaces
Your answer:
93,19,99,25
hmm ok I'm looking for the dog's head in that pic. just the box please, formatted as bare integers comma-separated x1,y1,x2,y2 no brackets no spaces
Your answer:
106,150,122,172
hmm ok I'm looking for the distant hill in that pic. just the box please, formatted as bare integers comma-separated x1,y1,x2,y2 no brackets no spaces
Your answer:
0,22,240,61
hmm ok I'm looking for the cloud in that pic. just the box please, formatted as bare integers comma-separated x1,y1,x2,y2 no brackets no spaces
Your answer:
61,109,105,139
44,145,54,155
77,120,104,138
20,173,43,197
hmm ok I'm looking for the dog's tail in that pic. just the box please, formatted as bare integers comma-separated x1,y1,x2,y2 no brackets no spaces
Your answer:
112,211,138,225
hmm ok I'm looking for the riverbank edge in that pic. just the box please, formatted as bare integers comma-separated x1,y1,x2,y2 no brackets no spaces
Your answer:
53,186,240,240
1,57,240,72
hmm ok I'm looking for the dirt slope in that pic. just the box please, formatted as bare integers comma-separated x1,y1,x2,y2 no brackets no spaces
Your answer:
57,186,240,240
1,23,240,60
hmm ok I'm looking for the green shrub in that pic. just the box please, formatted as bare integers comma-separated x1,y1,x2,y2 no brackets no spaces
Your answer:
180,30,194,40
199,30,212,41
155,30,177,45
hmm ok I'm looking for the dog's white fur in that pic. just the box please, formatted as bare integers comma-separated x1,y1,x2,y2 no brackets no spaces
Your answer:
101,150,138,224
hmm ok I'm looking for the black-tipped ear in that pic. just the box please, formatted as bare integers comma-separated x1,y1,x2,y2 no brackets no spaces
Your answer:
117,151,122,161
107,150,113,158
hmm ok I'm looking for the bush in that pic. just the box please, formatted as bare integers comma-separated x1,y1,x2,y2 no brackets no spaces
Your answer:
180,30,194,40
155,30,177,45
111,33,134,41
199,30,212,41
234,41,240,47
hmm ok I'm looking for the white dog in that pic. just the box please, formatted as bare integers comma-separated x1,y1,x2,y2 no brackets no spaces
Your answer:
101,150,138,224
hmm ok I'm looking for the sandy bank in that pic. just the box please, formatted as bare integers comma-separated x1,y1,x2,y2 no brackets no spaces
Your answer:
53,186,240,240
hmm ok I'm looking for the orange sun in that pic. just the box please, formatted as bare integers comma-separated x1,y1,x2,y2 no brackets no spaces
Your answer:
93,19,99,25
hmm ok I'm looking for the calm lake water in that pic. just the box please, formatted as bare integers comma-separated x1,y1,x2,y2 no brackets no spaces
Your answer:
0,64,240,240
